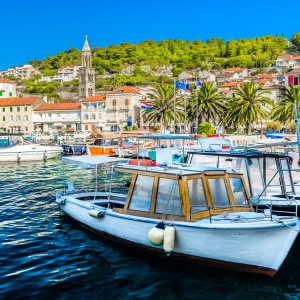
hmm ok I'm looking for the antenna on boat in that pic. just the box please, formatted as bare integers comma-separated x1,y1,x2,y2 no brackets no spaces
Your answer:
107,165,114,209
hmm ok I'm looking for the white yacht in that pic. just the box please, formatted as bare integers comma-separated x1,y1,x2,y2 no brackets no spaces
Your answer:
0,134,62,162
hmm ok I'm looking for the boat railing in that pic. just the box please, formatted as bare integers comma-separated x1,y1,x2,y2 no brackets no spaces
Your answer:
255,199,298,218
190,205,267,223
190,202,298,223
256,168,298,200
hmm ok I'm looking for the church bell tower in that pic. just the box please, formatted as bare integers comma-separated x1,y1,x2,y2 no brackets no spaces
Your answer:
79,36,95,101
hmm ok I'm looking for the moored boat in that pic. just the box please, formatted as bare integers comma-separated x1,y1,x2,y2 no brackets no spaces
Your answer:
56,155,299,276
0,133,62,162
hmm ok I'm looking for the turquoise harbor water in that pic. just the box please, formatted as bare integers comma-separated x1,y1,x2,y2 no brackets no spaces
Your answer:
1,159,300,300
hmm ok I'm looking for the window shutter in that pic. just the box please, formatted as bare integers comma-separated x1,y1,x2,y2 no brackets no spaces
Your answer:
288,75,294,85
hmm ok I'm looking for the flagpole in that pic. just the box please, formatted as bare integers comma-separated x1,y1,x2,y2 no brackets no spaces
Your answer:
184,78,187,133
174,78,176,134
196,76,198,134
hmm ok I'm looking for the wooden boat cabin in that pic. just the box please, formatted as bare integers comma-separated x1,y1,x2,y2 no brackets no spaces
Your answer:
113,164,252,221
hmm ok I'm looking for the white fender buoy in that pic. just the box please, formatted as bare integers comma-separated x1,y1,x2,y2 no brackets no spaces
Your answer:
163,224,175,255
88,210,104,218
148,222,165,246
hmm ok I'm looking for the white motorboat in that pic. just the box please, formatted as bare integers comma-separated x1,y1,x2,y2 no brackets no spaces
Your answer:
186,138,300,213
56,155,299,277
0,134,62,162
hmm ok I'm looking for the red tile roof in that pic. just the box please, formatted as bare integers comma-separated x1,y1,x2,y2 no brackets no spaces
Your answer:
34,103,81,111
217,72,237,77
0,78,15,84
107,86,141,95
81,95,106,102
225,68,246,72
0,97,40,106
288,68,300,74
253,74,275,79
53,99,75,103
219,83,237,87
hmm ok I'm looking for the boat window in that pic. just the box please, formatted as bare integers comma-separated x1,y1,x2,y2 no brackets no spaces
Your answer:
129,175,153,211
188,178,207,213
208,178,230,208
155,178,182,216
229,178,247,205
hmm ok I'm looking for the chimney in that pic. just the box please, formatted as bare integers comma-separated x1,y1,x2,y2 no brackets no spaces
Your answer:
43,94,47,102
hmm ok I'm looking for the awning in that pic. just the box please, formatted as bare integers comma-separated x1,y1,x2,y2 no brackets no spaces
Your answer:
62,156,128,168
54,123,62,126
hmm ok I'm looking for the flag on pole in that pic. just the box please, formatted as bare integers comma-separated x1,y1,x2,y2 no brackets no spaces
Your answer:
197,79,204,92
141,102,153,110
175,81,189,90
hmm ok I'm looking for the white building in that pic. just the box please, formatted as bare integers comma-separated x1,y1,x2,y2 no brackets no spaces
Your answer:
225,68,248,78
40,65,81,83
275,54,300,71
198,70,216,82
0,97,43,133
4,64,41,79
81,95,106,132
0,78,16,98
216,72,239,83
33,102,81,133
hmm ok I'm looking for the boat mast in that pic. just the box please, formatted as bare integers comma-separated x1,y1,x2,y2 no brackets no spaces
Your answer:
294,101,300,153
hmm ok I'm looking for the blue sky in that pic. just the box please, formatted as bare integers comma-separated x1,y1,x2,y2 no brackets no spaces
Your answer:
1,0,299,70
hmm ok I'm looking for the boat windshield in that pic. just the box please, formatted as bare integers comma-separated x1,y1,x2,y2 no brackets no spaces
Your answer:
229,178,248,205
188,178,207,213
208,178,230,207
129,175,153,211
155,178,182,216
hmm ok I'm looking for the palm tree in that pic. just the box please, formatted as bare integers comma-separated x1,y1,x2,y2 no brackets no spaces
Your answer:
142,84,184,132
271,85,300,124
224,82,273,135
187,82,227,125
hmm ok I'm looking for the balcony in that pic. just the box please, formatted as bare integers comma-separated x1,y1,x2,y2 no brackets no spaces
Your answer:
122,105,130,110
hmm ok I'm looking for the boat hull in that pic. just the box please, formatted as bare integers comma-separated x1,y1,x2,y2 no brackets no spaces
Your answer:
0,149,61,161
58,198,299,277
62,144,87,155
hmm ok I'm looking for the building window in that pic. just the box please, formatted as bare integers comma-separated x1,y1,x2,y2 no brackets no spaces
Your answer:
113,99,116,107
91,114,96,120
17,107,20,112
294,76,299,86
125,111,129,118
77,113,80,118
85,115,89,120
0,92,2,96
91,103,97,109
48,113,52,118
85,125,88,130
17,116,21,121
99,103,105,108
125,99,129,105
9,116,13,121
99,113,102,119
24,115,28,121
48,123,53,129
2,116,5,121
2,108,5,112
9,92,12,97
57,113,60,117
10,107,13,112
24,106,28,112
39,114,42,118
25,127,28,132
